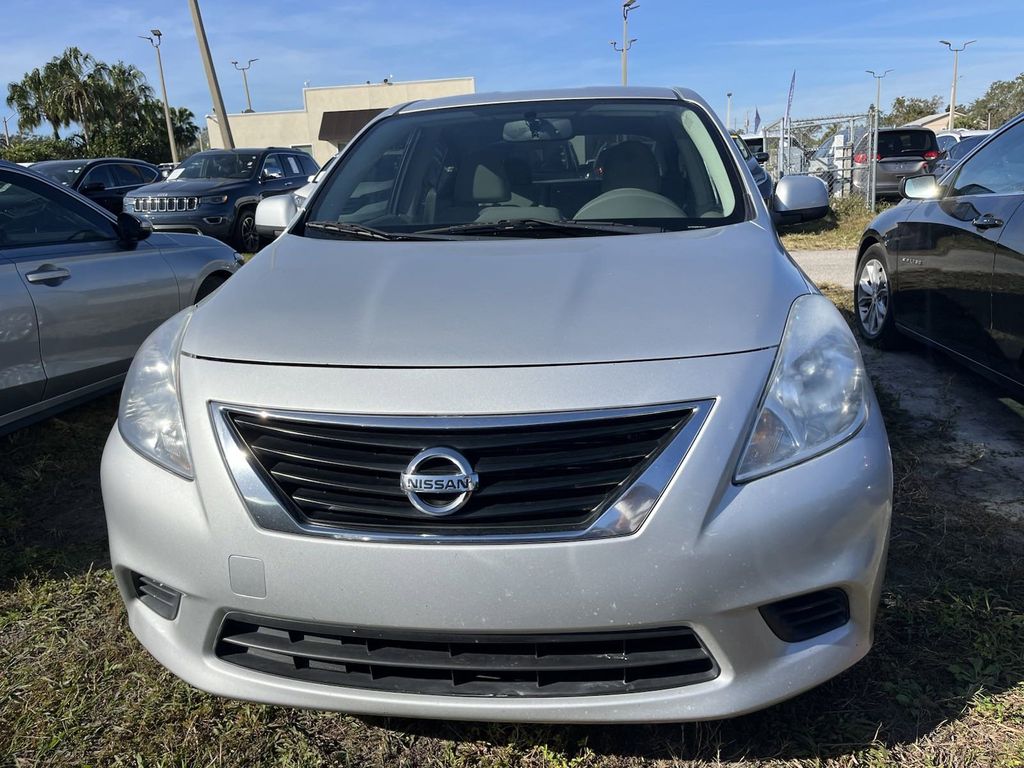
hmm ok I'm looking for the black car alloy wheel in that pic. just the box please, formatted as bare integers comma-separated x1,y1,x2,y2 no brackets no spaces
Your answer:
237,210,260,253
855,245,900,347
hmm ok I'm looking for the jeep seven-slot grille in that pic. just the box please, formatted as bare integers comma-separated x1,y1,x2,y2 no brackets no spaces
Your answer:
216,614,719,697
226,406,694,535
132,196,199,213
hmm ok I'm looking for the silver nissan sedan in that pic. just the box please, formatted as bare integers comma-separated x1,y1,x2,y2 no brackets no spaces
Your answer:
101,87,892,723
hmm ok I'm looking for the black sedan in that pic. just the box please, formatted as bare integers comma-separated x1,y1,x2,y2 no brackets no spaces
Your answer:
31,158,161,214
855,113,1024,394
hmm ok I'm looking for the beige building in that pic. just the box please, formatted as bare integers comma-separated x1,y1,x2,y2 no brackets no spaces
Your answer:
206,77,476,164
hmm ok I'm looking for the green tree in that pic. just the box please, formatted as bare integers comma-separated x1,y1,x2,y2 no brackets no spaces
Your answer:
6,67,65,139
50,47,107,148
966,73,1024,129
882,96,943,127
4,49,198,165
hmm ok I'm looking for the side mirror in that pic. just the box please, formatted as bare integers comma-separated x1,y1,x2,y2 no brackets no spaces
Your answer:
80,181,105,194
901,174,942,200
771,175,829,225
116,212,153,245
307,174,316,183
255,194,298,239
754,151,770,164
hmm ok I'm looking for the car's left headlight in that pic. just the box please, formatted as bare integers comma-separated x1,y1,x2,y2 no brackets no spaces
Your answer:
201,194,229,205
118,308,194,479
736,293,868,482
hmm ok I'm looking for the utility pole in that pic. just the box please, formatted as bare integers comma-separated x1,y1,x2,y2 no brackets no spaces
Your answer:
140,30,179,164
940,40,975,130
188,0,234,149
726,93,732,132
610,0,639,86
1,115,11,146
231,58,258,113
866,69,892,214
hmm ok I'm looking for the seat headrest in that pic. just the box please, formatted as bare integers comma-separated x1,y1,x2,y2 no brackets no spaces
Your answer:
599,140,661,193
455,149,510,204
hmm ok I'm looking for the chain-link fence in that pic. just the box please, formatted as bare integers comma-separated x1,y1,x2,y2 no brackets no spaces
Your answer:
740,111,882,210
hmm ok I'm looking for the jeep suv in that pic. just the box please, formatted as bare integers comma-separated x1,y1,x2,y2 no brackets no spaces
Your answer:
124,148,318,252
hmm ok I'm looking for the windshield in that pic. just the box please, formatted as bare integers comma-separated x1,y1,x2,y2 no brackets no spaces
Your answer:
948,135,986,160
175,152,259,180
305,99,744,236
32,160,87,186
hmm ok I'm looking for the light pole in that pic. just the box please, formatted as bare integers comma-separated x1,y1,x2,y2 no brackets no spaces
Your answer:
866,69,892,213
866,69,893,123
726,93,732,132
940,40,975,130
188,0,234,149
140,29,179,164
610,0,639,86
231,58,258,113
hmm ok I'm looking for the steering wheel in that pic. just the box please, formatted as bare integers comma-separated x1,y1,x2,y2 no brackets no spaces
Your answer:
575,188,687,220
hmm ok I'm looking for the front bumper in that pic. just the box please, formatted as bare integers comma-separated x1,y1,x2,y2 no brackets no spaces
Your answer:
131,210,235,240
102,351,892,722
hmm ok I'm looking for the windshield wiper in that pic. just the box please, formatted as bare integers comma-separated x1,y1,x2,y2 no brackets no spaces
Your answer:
304,220,454,241
416,218,667,237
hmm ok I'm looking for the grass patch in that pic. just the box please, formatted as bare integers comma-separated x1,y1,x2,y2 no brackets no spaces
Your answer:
780,196,888,251
3,301,1024,766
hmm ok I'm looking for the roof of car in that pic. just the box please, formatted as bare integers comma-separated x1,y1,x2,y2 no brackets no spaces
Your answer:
196,147,306,154
397,86,694,114
32,157,157,166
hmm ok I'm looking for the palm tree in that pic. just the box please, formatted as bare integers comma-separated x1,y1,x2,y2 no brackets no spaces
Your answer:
102,62,153,129
170,106,199,150
6,67,65,139
50,47,106,147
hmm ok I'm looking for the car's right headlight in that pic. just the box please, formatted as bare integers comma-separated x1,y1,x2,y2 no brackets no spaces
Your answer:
735,293,868,482
118,308,194,479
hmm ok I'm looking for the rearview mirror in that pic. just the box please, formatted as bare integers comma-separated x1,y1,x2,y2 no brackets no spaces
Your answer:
255,194,298,239
116,212,153,246
900,174,942,200
502,117,573,142
771,175,829,225
754,151,770,164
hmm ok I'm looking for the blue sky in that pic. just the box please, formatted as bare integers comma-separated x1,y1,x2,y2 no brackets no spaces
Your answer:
3,0,1024,134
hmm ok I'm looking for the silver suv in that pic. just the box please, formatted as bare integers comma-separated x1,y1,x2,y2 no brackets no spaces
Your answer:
102,87,892,723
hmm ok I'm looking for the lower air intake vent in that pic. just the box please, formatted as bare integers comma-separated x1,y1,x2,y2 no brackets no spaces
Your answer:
132,573,182,620
760,588,850,642
216,614,719,697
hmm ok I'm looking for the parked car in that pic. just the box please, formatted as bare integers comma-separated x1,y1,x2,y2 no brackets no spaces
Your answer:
157,162,177,179
31,157,160,214
935,128,992,154
931,131,992,179
124,148,319,252
854,112,1024,395
294,153,338,207
732,133,773,200
852,127,940,198
103,87,891,723
0,161,241,434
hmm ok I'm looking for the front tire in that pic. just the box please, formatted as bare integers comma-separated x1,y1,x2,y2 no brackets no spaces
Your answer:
855,244,901,348
233,208,259,253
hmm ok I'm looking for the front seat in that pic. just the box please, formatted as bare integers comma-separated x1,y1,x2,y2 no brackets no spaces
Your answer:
452,149,561,223
576,140,687,220
598,140,662,193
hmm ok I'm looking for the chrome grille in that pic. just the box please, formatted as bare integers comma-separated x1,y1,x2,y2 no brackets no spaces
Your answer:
132,196,199,213
223,404,698,537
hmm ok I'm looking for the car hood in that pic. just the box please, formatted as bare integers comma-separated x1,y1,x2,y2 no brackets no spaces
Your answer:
183,223,811,367
129,178,250,197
